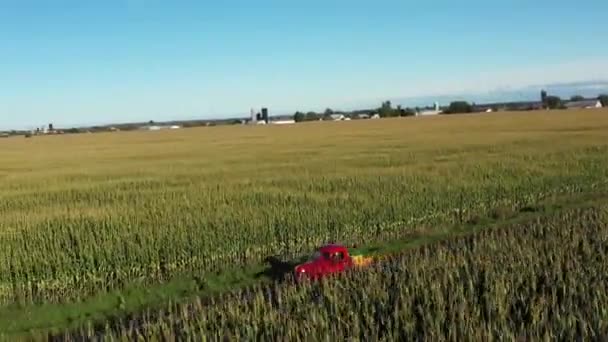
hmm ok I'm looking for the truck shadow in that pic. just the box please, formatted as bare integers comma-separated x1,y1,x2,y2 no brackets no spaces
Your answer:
255,256,303,282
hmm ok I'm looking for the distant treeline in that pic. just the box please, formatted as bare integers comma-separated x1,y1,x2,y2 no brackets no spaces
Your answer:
443,93,608,114
4,93,607,138
293,101,432,122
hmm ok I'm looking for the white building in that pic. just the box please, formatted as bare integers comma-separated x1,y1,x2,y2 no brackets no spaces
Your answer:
141,124,180,131
416,102,442,116
270,120,295,125
564,99,603,109
328,114,346,121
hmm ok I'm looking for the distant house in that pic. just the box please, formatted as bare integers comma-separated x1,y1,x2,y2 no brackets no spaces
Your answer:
564,99,603,109
329,114,346,121
416,102,442,116
270,119,296,125
141,125,163,131
141,124,182,130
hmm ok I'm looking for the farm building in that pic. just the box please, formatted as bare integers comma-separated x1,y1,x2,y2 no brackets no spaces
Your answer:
270,119,296,125
328,114,346,121
416,102,442,116
356,113,380,119
564,99,603,109
141,124,181,131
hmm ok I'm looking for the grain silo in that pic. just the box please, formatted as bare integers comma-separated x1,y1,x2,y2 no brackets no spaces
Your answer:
250,108,257,124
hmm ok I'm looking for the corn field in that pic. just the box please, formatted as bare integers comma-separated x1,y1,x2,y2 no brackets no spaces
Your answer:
60,204,608,341
1,110,608,337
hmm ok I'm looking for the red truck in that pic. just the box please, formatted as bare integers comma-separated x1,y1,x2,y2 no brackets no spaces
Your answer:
293,244,374,281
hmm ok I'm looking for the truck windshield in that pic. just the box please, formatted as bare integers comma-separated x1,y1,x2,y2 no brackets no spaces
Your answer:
310,251,322,261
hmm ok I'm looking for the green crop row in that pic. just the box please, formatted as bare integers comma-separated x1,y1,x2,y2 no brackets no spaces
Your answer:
54,204,608,341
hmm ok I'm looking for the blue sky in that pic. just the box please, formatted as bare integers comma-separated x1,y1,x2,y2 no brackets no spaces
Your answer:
1,0,608,129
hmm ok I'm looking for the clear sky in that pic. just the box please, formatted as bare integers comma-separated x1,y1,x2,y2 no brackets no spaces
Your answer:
2,0,608,129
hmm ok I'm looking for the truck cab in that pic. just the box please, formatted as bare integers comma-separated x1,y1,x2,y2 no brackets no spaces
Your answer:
294,244,354,280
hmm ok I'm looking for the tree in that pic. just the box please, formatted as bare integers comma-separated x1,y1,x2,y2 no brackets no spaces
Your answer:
402,107,416,116
378,100,397,117
541,89,547,105
598,94,608,107
395,106,415,117
444,101,472,114
306,112,320,121
293,111,305,122
570,95,585,101
546,96,562,109
324,108,334,116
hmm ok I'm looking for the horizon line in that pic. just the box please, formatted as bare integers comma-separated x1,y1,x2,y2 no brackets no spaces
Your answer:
3,79,608,132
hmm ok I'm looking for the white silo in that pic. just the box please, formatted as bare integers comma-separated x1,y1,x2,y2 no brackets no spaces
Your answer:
250,108,257,124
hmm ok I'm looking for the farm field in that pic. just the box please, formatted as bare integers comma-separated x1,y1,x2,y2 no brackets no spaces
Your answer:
1,109,608,338
66,202,608,341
